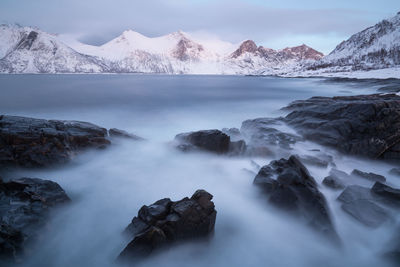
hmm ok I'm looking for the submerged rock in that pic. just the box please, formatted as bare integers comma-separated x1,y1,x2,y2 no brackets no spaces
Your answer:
283,94,400,161
108,128,143,141
0,115,110,168
118,190,216,262
322,176,345,190
0,177,70,262
351,169,386,182
338,185,389,227
389,168,400,176
298,155,331,168
253,155,338,241
240,118,302,156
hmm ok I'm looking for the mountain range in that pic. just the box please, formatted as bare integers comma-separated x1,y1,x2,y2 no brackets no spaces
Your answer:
0,12,399,76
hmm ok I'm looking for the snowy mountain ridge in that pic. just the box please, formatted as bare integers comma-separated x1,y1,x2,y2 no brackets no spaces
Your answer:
0,24,323,74
1,11,399,77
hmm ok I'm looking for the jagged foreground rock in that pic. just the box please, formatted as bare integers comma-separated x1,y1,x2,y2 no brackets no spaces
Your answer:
0,115,142,168
253,156,339,242
0,177,70,262
118,190,216,262
283,94,400,161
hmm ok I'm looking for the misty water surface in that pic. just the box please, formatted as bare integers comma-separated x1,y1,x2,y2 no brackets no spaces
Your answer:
1,74,399,267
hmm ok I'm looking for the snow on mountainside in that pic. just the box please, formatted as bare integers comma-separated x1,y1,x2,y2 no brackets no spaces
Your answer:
228,40,323,74
0,24,107,73
0,24,324,74
307,12,400,73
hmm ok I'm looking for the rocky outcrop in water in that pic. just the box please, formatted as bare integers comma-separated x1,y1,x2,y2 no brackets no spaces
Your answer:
174,129,246,155
108,128,143,141
0,177,70,262
0,115,111,168
253,155,338,241
118,190,216,262
283,94,400,161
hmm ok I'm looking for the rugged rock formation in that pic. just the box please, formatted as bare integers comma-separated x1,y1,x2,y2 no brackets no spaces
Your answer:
0,115,110,168
372,182,400,203
283,94,400,161
118,190,216,261
253,155,338,241
0,177,70,261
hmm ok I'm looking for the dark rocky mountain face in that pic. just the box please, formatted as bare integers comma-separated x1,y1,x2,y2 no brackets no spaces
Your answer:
15,31,38,50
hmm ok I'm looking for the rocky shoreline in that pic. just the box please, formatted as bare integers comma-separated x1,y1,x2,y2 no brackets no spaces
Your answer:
1,92,400,265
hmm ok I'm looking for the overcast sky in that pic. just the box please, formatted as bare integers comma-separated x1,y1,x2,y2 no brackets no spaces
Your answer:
0,0,399,54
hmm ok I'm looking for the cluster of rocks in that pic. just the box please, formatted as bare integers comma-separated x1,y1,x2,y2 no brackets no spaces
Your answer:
0,114,142,263
118,190,216,261
0,177,70,262
0,115,142,168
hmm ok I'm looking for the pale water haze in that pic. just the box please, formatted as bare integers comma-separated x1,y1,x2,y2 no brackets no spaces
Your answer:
1,75,399,267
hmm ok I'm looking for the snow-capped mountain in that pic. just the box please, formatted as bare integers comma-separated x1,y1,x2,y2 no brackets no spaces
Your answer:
0,24,107,73
306,12,400,73
0,24,323,74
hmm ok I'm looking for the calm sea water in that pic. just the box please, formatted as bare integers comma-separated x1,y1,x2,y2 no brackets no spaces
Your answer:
1,74,398,267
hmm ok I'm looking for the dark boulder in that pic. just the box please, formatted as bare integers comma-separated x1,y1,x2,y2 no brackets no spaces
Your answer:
351,169,386,182
118,190,216,261
174,129,246,156
338,185,389,227
0,177,70,261
108,128,143,141
253,155,338,241
174,130,230,154
283,94,400,161
0,115,110,168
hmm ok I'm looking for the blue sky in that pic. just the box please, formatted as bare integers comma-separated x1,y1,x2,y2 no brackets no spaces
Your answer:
0,0,398,54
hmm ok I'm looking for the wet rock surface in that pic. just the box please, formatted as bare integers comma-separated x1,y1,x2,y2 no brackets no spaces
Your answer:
338,185,390,227
283,94,400,161
253,155,338,241
371,182,400,203
174,129,246,155
240,118,302,156
0,115,110,168
118,190,216,262
351,169,386,182
0,177,70,261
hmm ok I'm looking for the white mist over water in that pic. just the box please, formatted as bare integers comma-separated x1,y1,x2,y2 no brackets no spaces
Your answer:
1,75,399,267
